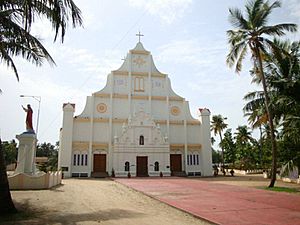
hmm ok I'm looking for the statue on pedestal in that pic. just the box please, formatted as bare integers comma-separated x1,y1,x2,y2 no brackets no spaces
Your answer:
15,104,37,175
22,104,34,132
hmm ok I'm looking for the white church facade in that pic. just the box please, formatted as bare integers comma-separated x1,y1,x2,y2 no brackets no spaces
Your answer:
58,41,212,178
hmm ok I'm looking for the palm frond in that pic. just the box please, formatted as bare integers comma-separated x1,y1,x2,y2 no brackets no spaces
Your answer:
226,36,248,71
228,8,249,29
253,0,281,28
259,24,297,36
0,47,19,81
248,0,264,27
0,7,56,80
235,44,248,73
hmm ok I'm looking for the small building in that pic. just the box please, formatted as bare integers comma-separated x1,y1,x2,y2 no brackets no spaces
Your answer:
35,157,48,166
58,41,212,178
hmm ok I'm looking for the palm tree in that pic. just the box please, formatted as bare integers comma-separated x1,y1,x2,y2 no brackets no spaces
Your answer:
0,0,83,214
235,126,253,144
0,0,83,80
234,126,255,169
211,115,228,172
220,129,236,166
226,0,297,187
243,91,268,167
265,40,300,143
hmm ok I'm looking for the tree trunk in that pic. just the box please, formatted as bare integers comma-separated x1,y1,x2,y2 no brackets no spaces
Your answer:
0,139,17,214
255,47,278,188
259,125,263,167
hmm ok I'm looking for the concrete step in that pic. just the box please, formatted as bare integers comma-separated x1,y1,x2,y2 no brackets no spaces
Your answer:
91,172,108,178
172,171,187,177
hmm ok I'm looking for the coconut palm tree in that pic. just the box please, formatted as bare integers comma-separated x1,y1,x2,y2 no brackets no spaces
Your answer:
211,115,228,172
0,0,83,80
220,129,236,166
265,40,300,143
234,126,256,169
0,0,83,214
226,0,297,187
235,126,253,145
243,91,268,166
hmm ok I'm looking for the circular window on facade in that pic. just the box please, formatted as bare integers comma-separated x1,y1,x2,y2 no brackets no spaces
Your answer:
170,106,180,116
97,103,107,113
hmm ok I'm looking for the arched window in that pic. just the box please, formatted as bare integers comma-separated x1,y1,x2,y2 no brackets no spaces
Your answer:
77,153,80,165
125,161,130,171
85,154,88,166
73,154,77,166
154,161,159,171
81,154,84,166
134,77,144,92
139,135,144,145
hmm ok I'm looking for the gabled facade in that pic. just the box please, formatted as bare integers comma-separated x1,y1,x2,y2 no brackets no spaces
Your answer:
58,41,212,178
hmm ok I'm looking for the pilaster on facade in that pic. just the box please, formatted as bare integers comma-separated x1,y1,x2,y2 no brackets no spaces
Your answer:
108,73,114,174
166,77,170,140
128,53,132,116
183,101,188,172
88,96,95,176
60,103,75,177
148,54,152,115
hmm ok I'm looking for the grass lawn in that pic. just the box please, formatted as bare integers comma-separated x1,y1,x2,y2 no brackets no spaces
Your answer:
262,186,299,193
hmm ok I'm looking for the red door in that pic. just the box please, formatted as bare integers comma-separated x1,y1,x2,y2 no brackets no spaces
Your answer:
93,154,106,172
170,154,182,175
136,156,148,177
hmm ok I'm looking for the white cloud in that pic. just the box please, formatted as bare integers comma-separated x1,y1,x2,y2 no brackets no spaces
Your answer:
128,0,193,24
287,0,300,22
157,39,226,66
30,19,55,41
55,46,123,84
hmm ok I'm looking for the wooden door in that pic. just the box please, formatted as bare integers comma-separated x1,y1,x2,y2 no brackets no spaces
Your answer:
170,154,182,175
136,156,148,177
93,154,106,172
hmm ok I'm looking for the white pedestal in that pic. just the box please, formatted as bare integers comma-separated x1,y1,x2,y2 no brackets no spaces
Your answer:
15,132,37,175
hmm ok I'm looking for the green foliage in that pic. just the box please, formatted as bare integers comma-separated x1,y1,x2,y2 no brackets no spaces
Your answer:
227,0,297,187
36,142,56,157
211,115,228,137
212,149,221,164
0,0,83,81
266,40,300,145
244,40,300,170
220,129,236,164
211,115,228,167
36,142,58,172
1,140,17,166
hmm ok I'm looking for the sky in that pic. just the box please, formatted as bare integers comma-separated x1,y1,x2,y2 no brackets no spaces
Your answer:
1,0,300,147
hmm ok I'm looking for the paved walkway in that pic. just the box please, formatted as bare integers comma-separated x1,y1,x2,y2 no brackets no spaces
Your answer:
116,177,300,225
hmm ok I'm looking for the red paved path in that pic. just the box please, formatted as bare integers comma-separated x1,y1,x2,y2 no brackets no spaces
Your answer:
115,177,300,225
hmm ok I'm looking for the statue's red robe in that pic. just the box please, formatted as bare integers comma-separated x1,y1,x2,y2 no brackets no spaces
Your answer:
26,106,33,131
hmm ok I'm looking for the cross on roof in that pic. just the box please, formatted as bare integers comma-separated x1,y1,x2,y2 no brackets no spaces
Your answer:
136,31,144,42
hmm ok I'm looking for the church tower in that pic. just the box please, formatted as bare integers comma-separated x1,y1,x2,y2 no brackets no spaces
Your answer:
59,37,212,178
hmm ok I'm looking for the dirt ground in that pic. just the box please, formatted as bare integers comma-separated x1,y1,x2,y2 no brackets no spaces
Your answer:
4,178,211,225
3,174,300,225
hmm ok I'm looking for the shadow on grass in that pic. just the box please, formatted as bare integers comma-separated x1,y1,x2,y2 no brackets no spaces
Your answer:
0,199,145,225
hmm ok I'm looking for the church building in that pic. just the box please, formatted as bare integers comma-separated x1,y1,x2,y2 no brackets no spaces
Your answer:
58,39,212,178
